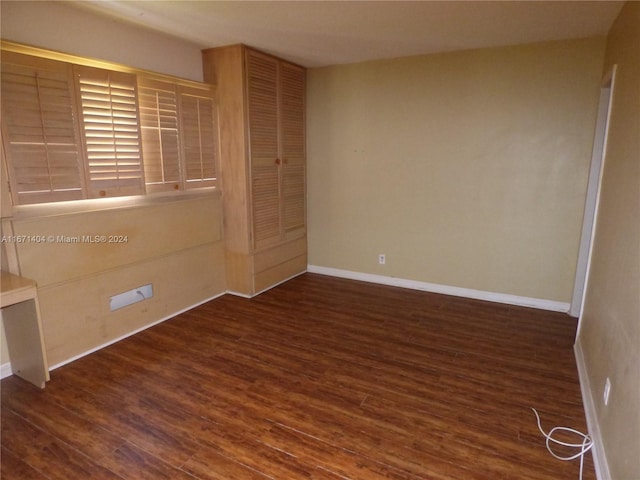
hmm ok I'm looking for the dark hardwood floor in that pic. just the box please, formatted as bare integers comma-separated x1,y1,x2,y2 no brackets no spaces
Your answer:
1,273,594,479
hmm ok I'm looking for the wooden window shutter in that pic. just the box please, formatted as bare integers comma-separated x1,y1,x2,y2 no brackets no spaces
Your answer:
280,62,306,236
1,52,86,205
251,165,280,248
138,78,181,192
74,65,144,197
179,85,218,189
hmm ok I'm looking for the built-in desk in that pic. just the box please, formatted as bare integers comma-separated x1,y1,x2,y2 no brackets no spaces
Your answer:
0,271,49,388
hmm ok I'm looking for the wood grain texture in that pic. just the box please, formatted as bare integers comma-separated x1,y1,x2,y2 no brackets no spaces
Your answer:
202,45,306,295
202,46,251,254
13,193,222,287
1,273,594,479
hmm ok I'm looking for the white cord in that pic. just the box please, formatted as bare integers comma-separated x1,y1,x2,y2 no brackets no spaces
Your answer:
531,408,593,480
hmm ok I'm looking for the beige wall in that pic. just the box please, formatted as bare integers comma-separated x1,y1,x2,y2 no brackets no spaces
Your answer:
577,2,640,478
307,37,605,303
0,1,204,81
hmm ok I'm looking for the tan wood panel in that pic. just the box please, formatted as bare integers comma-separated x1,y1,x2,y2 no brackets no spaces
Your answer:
0,271,37,308
1,300,49,388
1,271,49,388
253,237,307,274
13,193,222,287
202,46,251,253
253,254,307,294
224,250,254,296
37,241,225,367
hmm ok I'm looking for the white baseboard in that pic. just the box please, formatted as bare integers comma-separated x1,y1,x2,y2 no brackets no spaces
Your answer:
1,361,12,380
574,339,610,480
307,265,570,312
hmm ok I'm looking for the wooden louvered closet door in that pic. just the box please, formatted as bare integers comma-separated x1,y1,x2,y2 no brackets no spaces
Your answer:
279,62,306,241
202,44,306,295
247,50,281,250
246,50,306,251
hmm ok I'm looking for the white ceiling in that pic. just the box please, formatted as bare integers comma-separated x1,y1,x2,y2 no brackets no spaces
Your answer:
71,1,624,68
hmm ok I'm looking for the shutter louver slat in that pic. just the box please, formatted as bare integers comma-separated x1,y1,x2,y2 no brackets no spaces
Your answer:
179,86,218,189
280,62,306,237
3,49,218,206
280,63,305,164
247,52,278,167
283,164,305,232
75,65,144,197
1,53,85,204
246,51,281,248
252,165,280,247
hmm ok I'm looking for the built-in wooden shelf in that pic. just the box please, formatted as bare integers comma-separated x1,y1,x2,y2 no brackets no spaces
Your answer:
1,271,49,388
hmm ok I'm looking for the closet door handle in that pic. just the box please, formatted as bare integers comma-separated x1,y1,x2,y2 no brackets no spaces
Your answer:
275,158,281,165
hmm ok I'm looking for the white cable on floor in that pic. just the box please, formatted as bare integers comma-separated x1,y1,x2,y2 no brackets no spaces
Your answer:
531,408,593,480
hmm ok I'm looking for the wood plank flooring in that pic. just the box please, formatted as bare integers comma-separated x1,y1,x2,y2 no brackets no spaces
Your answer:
1,273,594,479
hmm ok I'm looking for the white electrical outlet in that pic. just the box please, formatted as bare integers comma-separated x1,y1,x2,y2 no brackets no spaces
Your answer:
378,254,386,265
603,377,611,405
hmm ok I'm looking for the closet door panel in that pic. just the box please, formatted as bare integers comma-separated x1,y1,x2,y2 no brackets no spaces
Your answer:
280,62,305,166
279,62,306,237
252,165,280,249
246,51,278,167
247,50,281,249
282,163,305,239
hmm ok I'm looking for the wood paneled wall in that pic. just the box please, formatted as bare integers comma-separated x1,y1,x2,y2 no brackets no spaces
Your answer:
5,194,226,367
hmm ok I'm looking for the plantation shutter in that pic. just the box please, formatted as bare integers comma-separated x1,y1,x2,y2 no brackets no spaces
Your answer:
1,52,85,205
138,78,181,192
179,85,218,189
74,65,144,197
